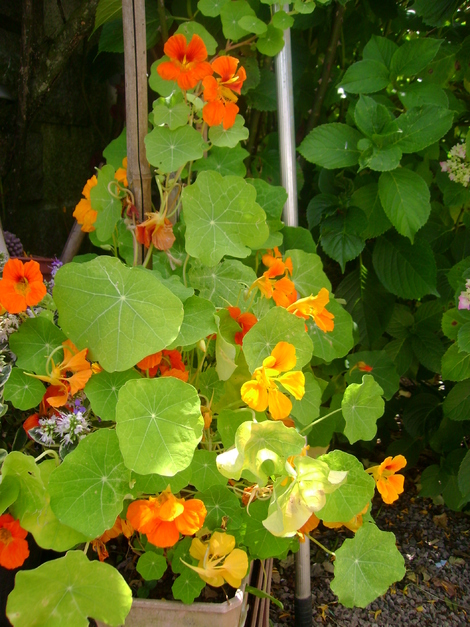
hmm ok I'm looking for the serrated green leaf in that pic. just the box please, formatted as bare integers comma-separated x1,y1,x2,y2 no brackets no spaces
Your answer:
246,69,277,111
183,171,268,266
442,308,470,340
94,0,121,31
458,450,470,500
339,60,390,94
442,343,470,381
48,430,131,537
188,259,256,309
418,464,441,497
90,165,122,242
145,126,206,174
331,524,405,608
116,377,203,475
391,38,443,77
320,208,367,272
443,380,470,421
396,106,453,153
256,25,285,56
6,551,132,627
402,394,441,439
350,183,392,239
3,368,45,410
54,257,183,372
354,95,395,138
84,369,142,422
243,306,313,372
398,83,449,109
372,232,438,299
136,552,168,581
209,115,249,147
342,375,385,444
363,36,398,69
298,124,363,169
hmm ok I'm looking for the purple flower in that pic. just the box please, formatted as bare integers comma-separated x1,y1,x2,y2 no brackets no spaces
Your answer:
458,292,470,310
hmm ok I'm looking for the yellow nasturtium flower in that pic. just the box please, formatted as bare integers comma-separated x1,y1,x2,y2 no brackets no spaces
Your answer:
286,288,335,332
184,531,249,588
240,342,305,421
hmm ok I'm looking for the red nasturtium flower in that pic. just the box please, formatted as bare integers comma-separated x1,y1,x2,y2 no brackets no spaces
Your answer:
157,34,213,90
136,212,176,251
29,339,93,407
0,513,29,569
0,259,47,314
228,306,257,346
126,488,207,548
73,175,98,233
366,455,407,504
202,56,246,129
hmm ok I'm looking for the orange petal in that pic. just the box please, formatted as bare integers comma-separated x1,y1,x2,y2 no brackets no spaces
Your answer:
268,388,292,421
270,342,297,372
203,100,225,127
175,499,207,535
211,56,239,81
185,34,209,63
222,101,239,130
163,34,188,61
157,60,182,83
146,520,180,548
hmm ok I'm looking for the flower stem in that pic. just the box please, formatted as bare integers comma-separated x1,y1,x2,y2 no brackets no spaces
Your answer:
306,534,336,557
299,408,342,434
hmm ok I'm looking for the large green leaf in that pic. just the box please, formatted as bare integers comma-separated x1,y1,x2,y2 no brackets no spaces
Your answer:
188,259,256,309
307,298,354,363
410,330,445,373
216,420,305,486
331,524,405,607
54,257,183,372
363,35,398,68
354,95,395,138
298,124,363,169
9,318,66,376
116,377,203,475
90,165,122,242
339,60,390,94
346,351,400,400
398,83,448,109
373,232,438,299
183,171,269,266
350,183,391,239
194,145,248,177
195,484,243,529
208,115,249,148
1,452,46,520
0,475,19,515
242,306,313,372
48,430,131,537
240,499,295,560
320,208,367,272
443,380,470,421
145,126,206,174
442,343,470,381
342,375,385,444
189,450,227,491
214,309,239,381
458,450,470,502
84,369,142,422
170,296,217,348
94,0,121,31
3,368,45,410
152,93,190,130
256,25,285,56
378,169,431,242
291,372,322,426
6,551,132,627
396,106,453,153
390,38,442,77
316,451,375,522
220,0,254,41
288,249,331,296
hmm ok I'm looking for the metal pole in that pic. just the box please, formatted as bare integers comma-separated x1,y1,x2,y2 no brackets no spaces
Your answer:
274,7,312,627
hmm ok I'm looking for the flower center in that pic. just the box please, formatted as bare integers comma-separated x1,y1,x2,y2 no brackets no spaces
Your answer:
14,277,30,297
0,528,12,545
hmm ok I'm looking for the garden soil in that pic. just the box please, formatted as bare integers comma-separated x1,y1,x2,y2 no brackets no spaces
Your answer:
269,481,469,626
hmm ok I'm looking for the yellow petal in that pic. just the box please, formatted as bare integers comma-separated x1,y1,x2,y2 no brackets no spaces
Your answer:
270,342,297,372
209,531,236,557
268,388,292,421
189,537,207,561
241,379,268,412
220,549,249,588
278,371,305,400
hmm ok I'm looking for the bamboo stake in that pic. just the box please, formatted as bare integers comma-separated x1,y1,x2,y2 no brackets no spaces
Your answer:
122,0,152,265
274,6,312,626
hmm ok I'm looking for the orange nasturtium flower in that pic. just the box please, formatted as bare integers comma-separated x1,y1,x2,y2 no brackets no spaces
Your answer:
0,513,29,569
366,455,407,504
137,349,188,381
241,342,305,421
126,488,206,549
184,531,249,588
323,504,369,533
29,339,93,407
136,211,176,251
73,175,98,232
114,157,128,188
202,56,247,130
92,516,134,562
0,258,47,314
286,288,335,333
228,306,257,346
250,259,297,308
157,34,213,90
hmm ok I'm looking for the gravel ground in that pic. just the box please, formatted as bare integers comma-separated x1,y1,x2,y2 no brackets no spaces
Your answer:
269,483,470,626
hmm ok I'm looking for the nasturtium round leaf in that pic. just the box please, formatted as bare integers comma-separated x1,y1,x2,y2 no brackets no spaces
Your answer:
220,0,254,41
331,524,405,608
152,94,190,130
1,452,46,520
116,377,203,476
103,128,126,169
256,25,285,56
190,449,228,491
307,298,354,363
54,256,183,372
136,552,168,581
9,317,66,376
287,249,331,296
241,499,295,560
172,569,206,604
372,232,438,299
217,408,254,449
316,450,375,522
3,368,45,410
215,309,239,381
194,145,248,177
378,169,431,242
243,306,313,372
49,430,132,538
209,115,249,147
182,171,269,267
197,0,230,17
216,420,305,486
272,9,294,29
290,372,322,426
196,484,243,529
145,125,206,174
21,460,90,550
342,375,385,444
131,465,192,496
149,59,182,97
0,475,19,515
238,15,267,35
84,369,142,422
298,124,363,169
90,165,122,243
188,259,256,309
443,380,470,421
6,551,132,627
167,295,217,348
346,350,400,400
